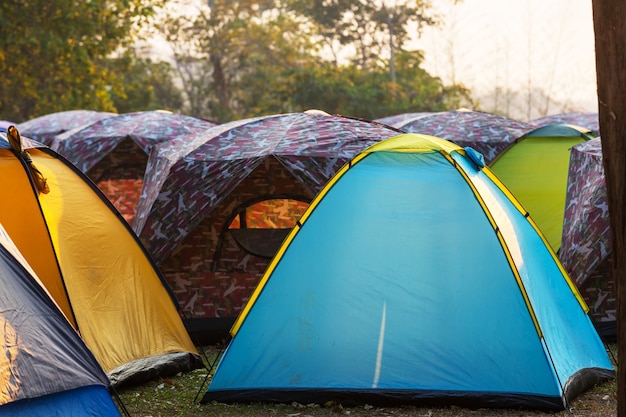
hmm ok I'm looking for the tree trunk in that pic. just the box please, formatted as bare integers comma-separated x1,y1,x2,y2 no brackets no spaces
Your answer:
591,2,626,416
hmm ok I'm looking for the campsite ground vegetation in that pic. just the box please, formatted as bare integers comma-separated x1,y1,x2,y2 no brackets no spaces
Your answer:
116,345,618,417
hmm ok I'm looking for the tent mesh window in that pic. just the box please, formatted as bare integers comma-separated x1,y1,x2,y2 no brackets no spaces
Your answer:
223,197,309,259
158,157,314,320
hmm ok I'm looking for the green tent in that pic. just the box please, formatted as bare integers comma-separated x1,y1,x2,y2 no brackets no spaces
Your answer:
489,124,594,251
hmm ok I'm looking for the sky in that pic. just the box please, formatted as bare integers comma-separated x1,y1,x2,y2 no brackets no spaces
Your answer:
412,0,597,121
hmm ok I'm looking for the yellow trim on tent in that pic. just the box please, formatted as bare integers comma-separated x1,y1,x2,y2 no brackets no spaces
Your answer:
483,167,589,312
0,148,75,326
233,133,473,336
363,133,462,154
231,148,368,335
232,132,584,338
441,152,544,339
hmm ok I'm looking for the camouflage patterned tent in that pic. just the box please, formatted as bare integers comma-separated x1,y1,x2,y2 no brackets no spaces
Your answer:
51,110,216,225
374,112,432,127
395,109,534,163
529,112,599,134
559,138,614,340
17,110,117,145
0,120,14,130
133,112,400,343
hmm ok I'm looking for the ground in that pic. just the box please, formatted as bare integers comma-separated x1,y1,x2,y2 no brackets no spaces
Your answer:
116,346,618,417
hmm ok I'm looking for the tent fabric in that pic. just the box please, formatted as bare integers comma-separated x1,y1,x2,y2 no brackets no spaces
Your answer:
559,138,615,339
393,109,534,163
0,224,121,416
133,112,399,251
50,110,216,225
560,138,609,286
51,110,216,174
373,112,432,127
528,112,599,133
17,110,117,145
133,112,400,342
489,124,593,252
0,128,203,387
0,386,121,417
0,120,13,130
203,133,614,411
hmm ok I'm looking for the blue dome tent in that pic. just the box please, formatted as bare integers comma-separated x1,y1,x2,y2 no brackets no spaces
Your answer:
202,133,614,411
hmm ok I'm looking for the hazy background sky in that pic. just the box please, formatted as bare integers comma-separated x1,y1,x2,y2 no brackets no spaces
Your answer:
413,0,597,121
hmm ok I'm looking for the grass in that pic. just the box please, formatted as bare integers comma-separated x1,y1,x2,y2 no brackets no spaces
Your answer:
114,345,618,417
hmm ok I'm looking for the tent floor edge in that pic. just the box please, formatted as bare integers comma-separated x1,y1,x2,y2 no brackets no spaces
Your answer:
108,352,204,389
562,367,616,408
183,317,235,346
200,388,568,411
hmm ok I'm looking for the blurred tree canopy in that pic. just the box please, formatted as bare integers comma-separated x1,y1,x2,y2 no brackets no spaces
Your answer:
287,0,436,70
156,0,470,122
1,0,470,124
0,0,164,122
268,50,469,120
105,52,184,113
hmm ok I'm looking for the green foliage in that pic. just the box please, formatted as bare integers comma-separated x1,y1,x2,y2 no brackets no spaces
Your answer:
286,0,437,69
0,0,163,122
106,53,183,113
0,0,471,124
246,50,472,120
156,0,319,121
156,0,467,123
114,345,617,417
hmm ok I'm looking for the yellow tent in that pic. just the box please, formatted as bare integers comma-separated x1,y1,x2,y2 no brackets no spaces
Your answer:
0,126,202,386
